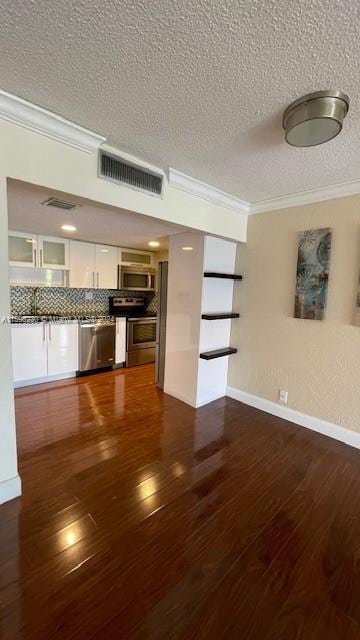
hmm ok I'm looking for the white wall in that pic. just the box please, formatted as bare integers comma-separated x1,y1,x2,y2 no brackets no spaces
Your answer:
0,123,247,242
0,177,21,504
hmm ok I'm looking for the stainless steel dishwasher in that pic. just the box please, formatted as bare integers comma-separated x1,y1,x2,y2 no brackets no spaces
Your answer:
78,320,115,373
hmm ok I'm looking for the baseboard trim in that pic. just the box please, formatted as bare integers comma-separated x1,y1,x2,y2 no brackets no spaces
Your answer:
14,371,76,389
196,391,228,408
0,474,22,505
164,387,226,408
226,386,360,450
163,387,197,408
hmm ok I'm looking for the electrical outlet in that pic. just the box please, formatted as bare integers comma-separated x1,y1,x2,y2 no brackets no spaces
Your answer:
85,291,93,301
279,389,288,405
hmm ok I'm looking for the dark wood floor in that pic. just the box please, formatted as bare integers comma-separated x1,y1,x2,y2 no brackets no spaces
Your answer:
1,365,360,639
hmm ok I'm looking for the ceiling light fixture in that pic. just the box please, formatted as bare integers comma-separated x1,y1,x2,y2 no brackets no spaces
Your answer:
61,224,77,232
148,241,160,247
182,246,193,251
283,90,349,147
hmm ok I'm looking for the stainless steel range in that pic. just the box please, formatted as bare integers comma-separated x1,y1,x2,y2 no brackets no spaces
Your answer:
127,316,157,366
109,296,158,367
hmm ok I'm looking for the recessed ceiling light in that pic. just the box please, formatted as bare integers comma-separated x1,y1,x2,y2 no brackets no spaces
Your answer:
100,248,109,253
61,224,77,232
182,246,193,251
148,241,160,247
283,90,349,147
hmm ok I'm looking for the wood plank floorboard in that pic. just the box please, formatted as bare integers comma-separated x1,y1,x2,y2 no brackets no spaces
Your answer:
1,364,360,639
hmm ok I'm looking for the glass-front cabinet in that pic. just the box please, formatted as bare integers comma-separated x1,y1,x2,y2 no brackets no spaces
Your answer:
8,232,69,270
118,248,154,267
8,232,37,267
38,236,69,270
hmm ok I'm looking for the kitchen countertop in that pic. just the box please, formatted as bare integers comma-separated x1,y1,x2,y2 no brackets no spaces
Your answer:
10,315,115,324
10,313,158,324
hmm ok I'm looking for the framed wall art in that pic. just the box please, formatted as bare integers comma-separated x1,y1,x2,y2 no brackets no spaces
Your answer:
294,228,332,321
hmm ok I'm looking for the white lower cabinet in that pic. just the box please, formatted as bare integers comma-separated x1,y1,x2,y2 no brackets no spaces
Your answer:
11,324,48,381
115,317,127,364
11,322,79,385
47,322,78,376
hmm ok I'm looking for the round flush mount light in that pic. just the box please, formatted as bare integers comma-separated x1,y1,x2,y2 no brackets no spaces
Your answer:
61,224,77,232
283,90,349,147
148,241,160,247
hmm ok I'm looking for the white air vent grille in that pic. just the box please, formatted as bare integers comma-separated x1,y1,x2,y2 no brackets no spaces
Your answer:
42,197,78,210
99,151,163,196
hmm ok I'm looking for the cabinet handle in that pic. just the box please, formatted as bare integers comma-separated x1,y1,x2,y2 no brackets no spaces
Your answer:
49,323,52,341
43,323,46,342
40,249,43,267
34,248,37,267
97,272,99,288
92,272,95,288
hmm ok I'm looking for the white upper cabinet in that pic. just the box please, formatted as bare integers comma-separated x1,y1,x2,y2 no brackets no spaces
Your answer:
69,240,117,289
9,232,153,290
8,231,37,267
38,235,69,270
8,231,69,270
95,244,118,289
69,240,96,288
118,248,154,267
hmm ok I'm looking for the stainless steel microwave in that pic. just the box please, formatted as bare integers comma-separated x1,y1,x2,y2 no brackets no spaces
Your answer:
118,265,156,291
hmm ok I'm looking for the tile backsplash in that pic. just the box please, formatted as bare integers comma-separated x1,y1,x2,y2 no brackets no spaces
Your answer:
10,286,158,317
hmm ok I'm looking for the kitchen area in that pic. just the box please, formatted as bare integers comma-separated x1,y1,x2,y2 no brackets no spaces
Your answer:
7,180,173,390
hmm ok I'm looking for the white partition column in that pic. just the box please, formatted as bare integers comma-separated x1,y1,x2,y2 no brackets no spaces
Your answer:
164,232,205,406
164,233,238,408
197,236,237,406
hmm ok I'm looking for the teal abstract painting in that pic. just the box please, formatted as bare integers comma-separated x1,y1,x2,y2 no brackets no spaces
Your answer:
294,228,332,320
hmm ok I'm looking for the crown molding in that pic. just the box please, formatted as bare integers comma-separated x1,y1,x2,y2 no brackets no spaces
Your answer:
168,168,250,214
169,168,360,216
1,91,358,209
250,179,360,214
0,89,106,153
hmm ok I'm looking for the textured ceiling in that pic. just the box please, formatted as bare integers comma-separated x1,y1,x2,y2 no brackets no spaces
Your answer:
0,0,360,203
7,180,186,249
